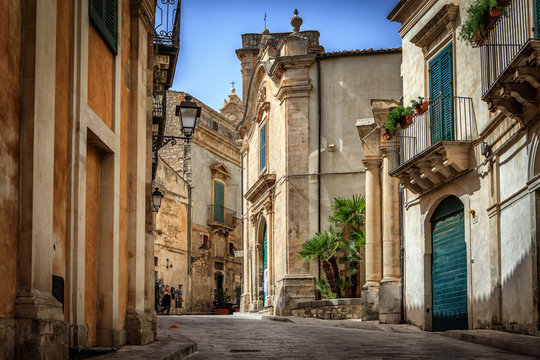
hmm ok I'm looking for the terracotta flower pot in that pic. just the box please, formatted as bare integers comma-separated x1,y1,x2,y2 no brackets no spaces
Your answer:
383,131,393,141
216,308,229,315
415,102,429,115
234,308,240,312
399,114,414,129
489,8,501,17
474,29,487,46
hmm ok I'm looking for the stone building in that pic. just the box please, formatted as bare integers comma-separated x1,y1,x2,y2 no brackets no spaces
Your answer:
0,0,178,357
155,90,243,312
383,0,540,334
236,10,402,315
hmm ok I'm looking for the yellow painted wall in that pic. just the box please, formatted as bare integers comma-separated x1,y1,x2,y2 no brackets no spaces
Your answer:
85,145,101,346
88,25,114,129
0,0,21,318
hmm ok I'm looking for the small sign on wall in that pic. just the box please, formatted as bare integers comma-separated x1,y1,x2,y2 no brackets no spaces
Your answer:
234,250,243,257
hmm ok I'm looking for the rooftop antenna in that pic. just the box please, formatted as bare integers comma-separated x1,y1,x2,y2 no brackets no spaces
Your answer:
264,12,267,29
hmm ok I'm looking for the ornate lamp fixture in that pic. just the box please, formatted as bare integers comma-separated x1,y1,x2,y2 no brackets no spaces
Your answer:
152,187,164,212
153,95,201,152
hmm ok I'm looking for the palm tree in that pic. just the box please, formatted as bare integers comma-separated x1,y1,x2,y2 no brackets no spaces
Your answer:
339,229,365,297
299,227,341,296
329,195,366,298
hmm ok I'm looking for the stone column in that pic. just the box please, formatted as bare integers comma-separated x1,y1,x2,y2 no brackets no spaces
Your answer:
361,158,382,320
379,148,402,324
16,0,68,358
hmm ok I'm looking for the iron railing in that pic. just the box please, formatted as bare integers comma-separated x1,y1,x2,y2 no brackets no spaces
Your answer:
390,96,477,171
152,94,166,118
208,205,237,229
480,0,532,97
154,0,180,47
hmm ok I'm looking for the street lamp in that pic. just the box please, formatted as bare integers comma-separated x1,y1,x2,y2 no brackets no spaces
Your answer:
192,242,207,263
152,94,201,153
152,187,164,212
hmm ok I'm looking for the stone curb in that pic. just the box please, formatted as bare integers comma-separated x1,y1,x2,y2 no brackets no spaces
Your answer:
441,330,540,358
89,334,196,360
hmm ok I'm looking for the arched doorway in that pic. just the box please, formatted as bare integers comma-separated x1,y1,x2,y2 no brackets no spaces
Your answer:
430,195,468,331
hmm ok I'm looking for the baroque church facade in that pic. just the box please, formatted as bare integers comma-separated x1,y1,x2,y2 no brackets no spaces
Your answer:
236,11,402,315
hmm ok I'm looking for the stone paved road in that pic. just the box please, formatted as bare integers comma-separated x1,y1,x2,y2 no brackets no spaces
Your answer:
158,315,535,359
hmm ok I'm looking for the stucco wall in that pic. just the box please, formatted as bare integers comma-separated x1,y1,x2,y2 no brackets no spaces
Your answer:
0,0,21,319
88,25,114,129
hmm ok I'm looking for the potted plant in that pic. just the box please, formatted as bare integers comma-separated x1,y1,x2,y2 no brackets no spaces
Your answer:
411,97,430,115
459,0,509,46
383,105,414,140
215,288,229,315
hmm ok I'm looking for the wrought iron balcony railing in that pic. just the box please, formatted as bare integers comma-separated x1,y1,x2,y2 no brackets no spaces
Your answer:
390,96,477,171
208,205,237,229
480,0,532,97
154,0,180,47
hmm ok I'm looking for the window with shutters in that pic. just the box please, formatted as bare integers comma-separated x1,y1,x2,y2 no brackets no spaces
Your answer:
259,123,267,172
429,43,454,143
89,0,118,55
213,181,225,223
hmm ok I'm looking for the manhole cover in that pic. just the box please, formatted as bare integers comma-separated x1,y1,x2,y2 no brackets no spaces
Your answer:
230,349,261,353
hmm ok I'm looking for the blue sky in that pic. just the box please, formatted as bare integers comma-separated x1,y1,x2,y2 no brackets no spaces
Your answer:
172,1,402,111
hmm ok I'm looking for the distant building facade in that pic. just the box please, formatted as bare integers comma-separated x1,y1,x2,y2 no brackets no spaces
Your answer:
387,0,540,334
155,90,243,312
236,11,402,315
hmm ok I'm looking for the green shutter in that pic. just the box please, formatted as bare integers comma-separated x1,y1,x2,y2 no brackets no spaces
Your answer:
263,224,268,306
89,0,118,55
536,0,540,38
260,124,266,172
429,44,454,143
213,181,224,222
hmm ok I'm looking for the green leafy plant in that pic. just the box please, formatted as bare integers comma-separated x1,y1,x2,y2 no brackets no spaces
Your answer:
383,106,413,135
299,227,341,297
316,278,337,299
459,0,509,46
215,288,227,308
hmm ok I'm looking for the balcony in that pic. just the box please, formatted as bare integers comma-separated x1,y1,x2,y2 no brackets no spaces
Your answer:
208,205,237,233
153,0,180,94
481,0,540,124
389,96,477,194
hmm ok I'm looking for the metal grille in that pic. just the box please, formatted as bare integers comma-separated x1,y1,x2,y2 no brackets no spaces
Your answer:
154,0,180,47
480,0,532,97
230,350,261,353
390,96,477,171
208,205,237,228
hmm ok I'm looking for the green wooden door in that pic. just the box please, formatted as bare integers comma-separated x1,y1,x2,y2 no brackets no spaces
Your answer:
263,225,268,306
429,44,454,143
431,196,468,332
213,181,224,222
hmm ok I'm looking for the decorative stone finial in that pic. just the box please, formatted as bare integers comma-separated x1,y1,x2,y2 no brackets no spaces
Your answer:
290,9,302,32
231,87,236,94
262,28,270,35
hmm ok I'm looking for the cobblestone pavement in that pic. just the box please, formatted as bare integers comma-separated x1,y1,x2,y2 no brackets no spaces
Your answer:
158,315,535,359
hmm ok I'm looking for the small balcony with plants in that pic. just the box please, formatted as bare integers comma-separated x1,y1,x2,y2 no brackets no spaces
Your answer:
388,96,478,195
462,0,540,124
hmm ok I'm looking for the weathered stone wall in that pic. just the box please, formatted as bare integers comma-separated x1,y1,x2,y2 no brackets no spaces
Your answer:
291,299,362,320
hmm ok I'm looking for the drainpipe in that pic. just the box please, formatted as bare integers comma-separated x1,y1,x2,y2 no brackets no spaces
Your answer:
240,155,244,294
317,56,322,286
187,184,193,312
399,187,405,322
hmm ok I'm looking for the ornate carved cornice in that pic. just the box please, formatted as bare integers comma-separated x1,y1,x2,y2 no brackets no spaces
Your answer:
193,126,241,167
387,0,439,37
411,3,459,49
245,174,276,203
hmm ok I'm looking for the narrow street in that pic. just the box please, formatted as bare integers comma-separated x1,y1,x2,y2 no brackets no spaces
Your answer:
158,315,534,359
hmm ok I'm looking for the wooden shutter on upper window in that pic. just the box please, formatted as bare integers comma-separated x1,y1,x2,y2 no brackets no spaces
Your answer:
429,44,454,143
89,0,118,55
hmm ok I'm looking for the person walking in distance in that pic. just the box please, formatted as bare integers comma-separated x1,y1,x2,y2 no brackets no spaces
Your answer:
161,287,171,315
175,284,183,315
